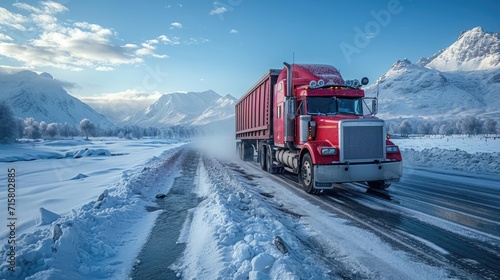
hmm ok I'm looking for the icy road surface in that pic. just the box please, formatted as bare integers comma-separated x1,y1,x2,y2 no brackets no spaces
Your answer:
1,137,499,279
131,146,499,279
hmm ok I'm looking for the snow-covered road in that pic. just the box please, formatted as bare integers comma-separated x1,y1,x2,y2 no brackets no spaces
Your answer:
1,137,499,279
133,145,499,279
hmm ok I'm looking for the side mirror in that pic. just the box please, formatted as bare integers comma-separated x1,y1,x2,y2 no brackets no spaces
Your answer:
371,99,378,115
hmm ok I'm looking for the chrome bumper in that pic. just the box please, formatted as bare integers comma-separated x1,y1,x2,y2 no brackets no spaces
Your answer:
314,161,402,188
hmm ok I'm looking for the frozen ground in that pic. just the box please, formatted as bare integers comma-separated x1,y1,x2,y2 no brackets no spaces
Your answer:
0,135,498,279
396,134,500,175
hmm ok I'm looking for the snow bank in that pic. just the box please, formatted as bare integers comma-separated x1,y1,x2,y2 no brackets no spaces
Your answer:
393,135,500,175
70,148,112,158
0,145,112,162
402,147,500,174
0,145,184,279
0,144,64,162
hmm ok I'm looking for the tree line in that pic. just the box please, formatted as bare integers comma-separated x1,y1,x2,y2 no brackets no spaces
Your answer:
388,116,498,137
0,102,200,143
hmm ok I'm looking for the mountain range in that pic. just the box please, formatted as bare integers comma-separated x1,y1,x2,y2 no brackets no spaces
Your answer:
1,26,498,130
82,90,236,128
365,26,500,121
0,71,112,127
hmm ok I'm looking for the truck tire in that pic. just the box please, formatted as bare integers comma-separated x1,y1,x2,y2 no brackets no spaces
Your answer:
266,146,275,174
367,180,390,190
300,153,317,194
240,142,253,161
238,143,244,160
259,146,267,170
246,143,254,161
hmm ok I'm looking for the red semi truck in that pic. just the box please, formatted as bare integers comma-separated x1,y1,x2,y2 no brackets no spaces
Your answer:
235,63,402,193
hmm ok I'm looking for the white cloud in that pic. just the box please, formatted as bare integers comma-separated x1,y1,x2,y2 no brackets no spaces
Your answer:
12,3,41,14
135,39,169,58
95,66,114,71
158,35,181,45
209,6,227,15
185,37,210,45
0,2,167,71
0,65,31,74
40,1,68,14
0,7,28,31
170,22,182,29
229,29,239,34
80,89,163,102
0,33,13,41
74,22,114,37
123,43,139,48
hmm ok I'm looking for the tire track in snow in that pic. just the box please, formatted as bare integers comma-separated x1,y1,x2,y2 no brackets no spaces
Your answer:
130,147,202,279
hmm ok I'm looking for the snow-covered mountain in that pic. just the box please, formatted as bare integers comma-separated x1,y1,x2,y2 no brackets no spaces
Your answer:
125,90,236,127
366,27,500,121
81,91,162,125
191,94,237,126
0,70,112,127
417,26,500,71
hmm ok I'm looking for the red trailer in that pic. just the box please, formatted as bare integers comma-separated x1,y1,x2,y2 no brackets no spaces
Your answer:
235,69,279,160
236,63,402,193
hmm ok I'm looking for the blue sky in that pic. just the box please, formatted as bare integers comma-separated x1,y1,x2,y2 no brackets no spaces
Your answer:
0,0,499,99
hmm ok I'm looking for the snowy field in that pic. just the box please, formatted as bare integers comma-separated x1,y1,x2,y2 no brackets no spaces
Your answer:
0,135,498,279
396,134,500,175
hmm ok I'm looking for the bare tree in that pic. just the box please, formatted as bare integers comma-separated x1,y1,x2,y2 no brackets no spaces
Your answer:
400,120,413,137
39,121,48,138
79,118,96,140
482,118,498,134
46,123,59,138
459,116,481,135
24,117,41,139
0,102,17,143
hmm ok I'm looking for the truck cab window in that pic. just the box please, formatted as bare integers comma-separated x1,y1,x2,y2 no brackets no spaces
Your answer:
306,97,336,115
337,98,363,115
306,97,363,116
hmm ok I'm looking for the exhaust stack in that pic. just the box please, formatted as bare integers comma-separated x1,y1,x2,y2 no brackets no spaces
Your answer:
283,62,295,147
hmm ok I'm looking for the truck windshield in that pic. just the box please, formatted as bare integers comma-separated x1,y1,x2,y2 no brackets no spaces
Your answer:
306,97,363,116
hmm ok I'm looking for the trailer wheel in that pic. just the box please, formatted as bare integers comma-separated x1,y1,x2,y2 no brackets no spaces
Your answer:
259,146,267,171
266,146,275,174
367,180,390,190
300,153,316,193
240,141,253,161
238,143,244,160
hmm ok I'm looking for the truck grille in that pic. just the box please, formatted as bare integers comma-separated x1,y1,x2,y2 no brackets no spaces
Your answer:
341,120,385,162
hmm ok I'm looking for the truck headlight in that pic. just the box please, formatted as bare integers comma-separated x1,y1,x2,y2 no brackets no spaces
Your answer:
320,147,337,156
386,146,399,153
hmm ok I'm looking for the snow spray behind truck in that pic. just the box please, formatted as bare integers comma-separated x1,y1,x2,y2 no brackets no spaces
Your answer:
235,63,402,193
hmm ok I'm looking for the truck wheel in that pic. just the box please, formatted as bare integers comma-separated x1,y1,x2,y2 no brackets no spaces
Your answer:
238,143,244,160
259,146,267,170
266,146,275,174
300,153,316,193
367,180,390,190
240,142,253,161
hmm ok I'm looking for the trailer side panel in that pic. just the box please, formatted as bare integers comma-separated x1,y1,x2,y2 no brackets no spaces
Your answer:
235,69,279,140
